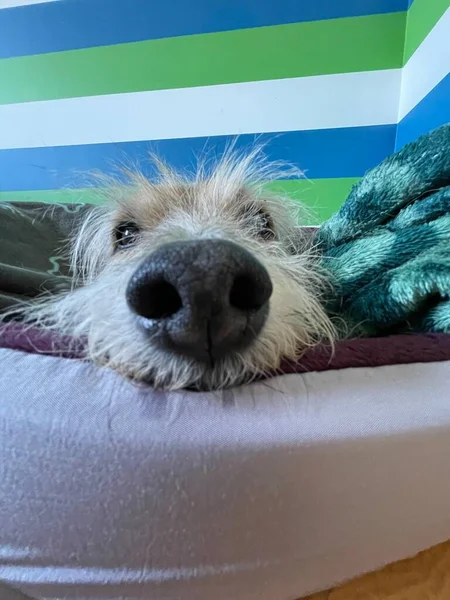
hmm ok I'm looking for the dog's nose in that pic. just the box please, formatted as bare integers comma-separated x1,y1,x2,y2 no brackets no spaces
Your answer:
126,239,272,362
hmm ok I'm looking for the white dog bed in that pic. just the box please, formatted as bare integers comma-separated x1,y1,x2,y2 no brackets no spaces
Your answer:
1,337,450,600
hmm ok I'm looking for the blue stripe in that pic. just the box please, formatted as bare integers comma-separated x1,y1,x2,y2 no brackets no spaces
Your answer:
396,74,450,149
0,126,396,192
0,0,408,59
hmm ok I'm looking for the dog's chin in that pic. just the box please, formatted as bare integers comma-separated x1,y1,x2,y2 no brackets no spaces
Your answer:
111,348,260,392
139,375,251,392
133,362,255,392
178,369,257,392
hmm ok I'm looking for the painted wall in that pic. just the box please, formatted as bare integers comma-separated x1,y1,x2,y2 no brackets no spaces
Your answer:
0,0,448,221
396,0,449,148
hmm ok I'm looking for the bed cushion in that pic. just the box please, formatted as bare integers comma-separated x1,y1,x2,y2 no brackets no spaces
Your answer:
2,202,450,600
1,342,450,600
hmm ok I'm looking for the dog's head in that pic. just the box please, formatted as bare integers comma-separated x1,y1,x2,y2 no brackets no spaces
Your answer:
23,151,334,389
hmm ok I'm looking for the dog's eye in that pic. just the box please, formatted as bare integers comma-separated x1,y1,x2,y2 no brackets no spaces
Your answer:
114,221,140,249
241,203,275,241
256,210,275,241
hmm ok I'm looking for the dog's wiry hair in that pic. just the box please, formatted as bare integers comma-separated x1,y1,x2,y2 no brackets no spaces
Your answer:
9,148,335,390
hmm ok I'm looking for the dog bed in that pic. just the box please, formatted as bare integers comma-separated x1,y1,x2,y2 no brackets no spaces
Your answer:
1,325,450,600
2,122,450,599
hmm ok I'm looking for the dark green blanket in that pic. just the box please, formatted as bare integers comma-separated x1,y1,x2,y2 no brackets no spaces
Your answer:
318,123,450,336
0,202,90,312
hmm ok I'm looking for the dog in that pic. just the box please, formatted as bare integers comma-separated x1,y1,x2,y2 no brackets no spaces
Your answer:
11,149,335,390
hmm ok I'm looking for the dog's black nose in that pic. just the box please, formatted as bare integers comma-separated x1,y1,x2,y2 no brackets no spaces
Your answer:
126,239,272,362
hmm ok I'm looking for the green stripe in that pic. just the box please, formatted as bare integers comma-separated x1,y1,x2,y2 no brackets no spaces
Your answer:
0,178,358,223
0,13,405,105
404,0,449,62
267,178,358,223
0,189,105,205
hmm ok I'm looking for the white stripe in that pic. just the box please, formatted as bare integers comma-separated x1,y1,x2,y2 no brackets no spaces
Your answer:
0,70,401,150
0,0,58,8
398,8,450,120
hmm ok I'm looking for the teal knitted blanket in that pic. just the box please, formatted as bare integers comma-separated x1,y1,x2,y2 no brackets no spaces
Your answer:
318,123,450,336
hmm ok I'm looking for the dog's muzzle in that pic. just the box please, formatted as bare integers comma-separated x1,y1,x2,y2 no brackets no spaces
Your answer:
126,239,272,363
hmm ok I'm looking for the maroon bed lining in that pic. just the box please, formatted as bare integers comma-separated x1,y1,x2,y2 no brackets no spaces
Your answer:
1,323,450,376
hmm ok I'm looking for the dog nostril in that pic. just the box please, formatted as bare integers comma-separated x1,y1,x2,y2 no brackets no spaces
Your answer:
136,279,182,319
229,274,269,312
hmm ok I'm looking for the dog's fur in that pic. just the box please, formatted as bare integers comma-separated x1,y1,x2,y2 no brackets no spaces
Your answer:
10,150,335,390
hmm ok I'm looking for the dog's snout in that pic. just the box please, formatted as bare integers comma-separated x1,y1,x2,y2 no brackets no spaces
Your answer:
133,279,182,320
126,239,272,362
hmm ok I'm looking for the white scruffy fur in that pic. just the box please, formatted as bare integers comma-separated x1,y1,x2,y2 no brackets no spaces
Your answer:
9,149,335,390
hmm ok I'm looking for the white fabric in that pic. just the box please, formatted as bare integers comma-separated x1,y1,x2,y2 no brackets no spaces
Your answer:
1,348,450,600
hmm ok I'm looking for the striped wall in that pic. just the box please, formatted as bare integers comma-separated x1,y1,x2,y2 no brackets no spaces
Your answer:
396,0,450,148
0,0,448,222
